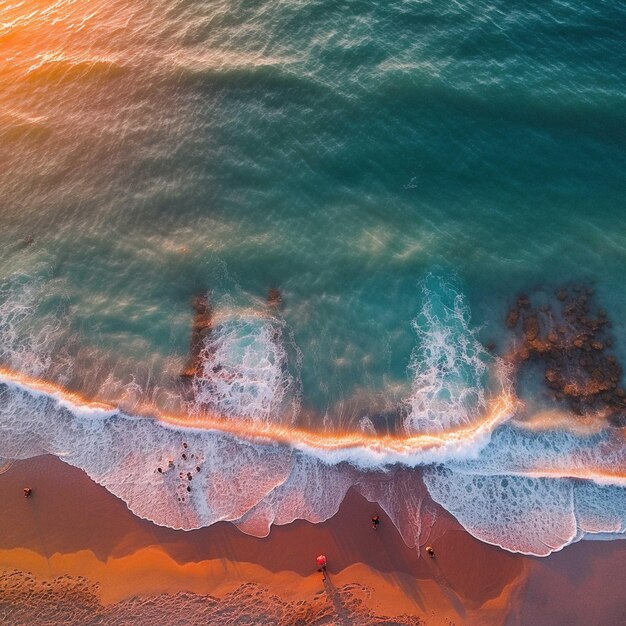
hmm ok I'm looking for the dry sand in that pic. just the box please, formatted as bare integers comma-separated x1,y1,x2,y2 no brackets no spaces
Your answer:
0,455,624,625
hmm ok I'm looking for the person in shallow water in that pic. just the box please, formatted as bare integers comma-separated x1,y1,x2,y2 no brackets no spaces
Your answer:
426,546,435,558
23,487,32,498
316,554,327,580
372,514,380,530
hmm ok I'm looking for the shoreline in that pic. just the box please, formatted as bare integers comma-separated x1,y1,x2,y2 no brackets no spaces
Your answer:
0,455,625,624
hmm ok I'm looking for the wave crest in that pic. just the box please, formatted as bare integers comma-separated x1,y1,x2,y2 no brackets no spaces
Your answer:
190,310,300,423
404,274,500,434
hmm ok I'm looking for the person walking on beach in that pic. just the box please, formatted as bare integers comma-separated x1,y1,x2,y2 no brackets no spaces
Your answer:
316,554,327,580
372,514,380,530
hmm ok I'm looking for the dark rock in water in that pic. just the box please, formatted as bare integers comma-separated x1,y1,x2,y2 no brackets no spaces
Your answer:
506,284,625,426
522,316,539,342
505,308,519,328
267,287,282,308
591,368,604,383
607,412,626,428
181,292,213,380
545,369,558,385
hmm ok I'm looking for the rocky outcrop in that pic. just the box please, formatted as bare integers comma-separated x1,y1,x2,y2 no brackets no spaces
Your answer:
267,287,282,309
180,293,213,379
505,286,626,425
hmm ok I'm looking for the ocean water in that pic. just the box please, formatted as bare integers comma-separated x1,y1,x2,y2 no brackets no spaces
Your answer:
0,0,625,556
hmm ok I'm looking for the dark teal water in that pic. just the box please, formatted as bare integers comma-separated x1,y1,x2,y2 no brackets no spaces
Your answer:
1,0,625,415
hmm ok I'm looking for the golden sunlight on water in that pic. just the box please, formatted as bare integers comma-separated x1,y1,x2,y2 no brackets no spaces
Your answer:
0,1,116,82
3,365,625,486
0,0,289,92
0,364,518,456
0,0,137,150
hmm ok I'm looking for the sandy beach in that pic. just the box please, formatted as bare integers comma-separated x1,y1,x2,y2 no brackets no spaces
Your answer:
2,1,625,624
0,455,623,625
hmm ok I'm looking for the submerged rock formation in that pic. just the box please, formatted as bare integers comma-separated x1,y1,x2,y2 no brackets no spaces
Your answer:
180,293,213,380
505,286,626,426
267,287,282,309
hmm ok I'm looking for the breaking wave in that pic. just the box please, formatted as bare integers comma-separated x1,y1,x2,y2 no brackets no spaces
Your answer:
191,310,300,424
404,273,497,434
0,274,624,556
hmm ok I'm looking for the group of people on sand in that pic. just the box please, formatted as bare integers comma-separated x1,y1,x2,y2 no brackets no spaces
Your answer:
21,488,436,582
316,513,435,581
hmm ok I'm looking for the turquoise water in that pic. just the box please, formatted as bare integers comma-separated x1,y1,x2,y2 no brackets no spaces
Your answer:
2,0,625,415
0,1,625,555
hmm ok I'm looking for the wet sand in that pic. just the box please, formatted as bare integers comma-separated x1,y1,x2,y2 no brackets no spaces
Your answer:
0,455,624,625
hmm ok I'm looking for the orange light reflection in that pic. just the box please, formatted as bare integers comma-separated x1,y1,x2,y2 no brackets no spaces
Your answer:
0,366,515,457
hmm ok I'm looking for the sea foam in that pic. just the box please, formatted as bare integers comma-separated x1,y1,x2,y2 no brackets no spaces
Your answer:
404,273,500,434
190,310,300,424
0,274,624,555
